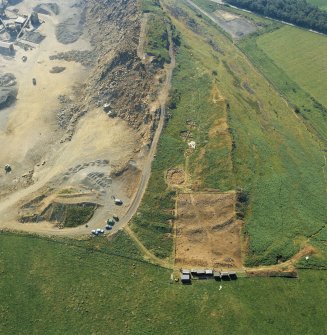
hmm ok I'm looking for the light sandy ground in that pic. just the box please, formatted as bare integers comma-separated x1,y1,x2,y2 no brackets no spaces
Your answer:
0,0,142,236
0,0,90,161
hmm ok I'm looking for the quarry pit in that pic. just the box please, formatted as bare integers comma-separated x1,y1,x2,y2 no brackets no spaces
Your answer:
0,0,169,236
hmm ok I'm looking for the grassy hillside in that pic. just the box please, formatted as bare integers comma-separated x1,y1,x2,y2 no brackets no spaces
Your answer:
257,26,327,108
308,0,327,10
131,1,235,259
131,0,327,266
140,0,171,65
0,233,326,334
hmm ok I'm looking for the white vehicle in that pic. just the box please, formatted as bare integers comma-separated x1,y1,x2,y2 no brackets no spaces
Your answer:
114,198,123,205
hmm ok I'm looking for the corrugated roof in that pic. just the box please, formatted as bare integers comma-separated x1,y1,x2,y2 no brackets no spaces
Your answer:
15,16,26,24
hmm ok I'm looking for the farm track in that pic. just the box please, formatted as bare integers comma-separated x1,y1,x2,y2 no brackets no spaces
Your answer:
124,226,173,269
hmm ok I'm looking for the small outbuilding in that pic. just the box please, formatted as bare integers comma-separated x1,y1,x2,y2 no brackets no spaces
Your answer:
229,272,238,280
0,41,14,55
181,273,191,284
213,271,221,280
15,16,27,28
221,272,230,281
196,270,206,278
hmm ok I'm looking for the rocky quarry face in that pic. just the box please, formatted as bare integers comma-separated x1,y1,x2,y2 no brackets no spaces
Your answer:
75,0,162,145
48,0,162,147
52,0,164,158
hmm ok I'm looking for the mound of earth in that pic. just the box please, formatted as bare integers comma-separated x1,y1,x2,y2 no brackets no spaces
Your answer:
167,168,185,185
0,73,17,110
20,201,98,228
50,66,66,73
34,3,60,16
56,12,85,44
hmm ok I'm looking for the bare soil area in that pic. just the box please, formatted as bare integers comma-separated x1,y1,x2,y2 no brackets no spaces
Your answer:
175,191,243,269
167,168,186,186
0,0,166,236
212,9,257,39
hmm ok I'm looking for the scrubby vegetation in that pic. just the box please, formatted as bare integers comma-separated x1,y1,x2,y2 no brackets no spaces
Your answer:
48,203,97,228
226,0,327,34
140,0,171,66
0,232,327,334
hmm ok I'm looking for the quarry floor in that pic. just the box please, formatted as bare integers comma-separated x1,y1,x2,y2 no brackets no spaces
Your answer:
0,0,144,236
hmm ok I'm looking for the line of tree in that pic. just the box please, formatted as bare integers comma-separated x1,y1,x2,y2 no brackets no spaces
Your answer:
225,0,327,34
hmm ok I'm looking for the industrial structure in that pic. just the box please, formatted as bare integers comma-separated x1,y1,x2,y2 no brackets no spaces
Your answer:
0,0,42,55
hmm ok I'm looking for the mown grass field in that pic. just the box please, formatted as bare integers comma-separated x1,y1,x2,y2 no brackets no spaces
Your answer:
132,0,327,267
256,26,327,108
308,0,327,10
0,232,326,334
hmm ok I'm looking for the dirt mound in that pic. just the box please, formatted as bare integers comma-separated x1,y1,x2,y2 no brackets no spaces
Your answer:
20,201,98,228
0,73,17,110
50,66,66,74
50,50,95,67
21,31,46,44
56,2,86,44
79,0,163,143
0,73,16,87
34,3,60,16
167,168,185,185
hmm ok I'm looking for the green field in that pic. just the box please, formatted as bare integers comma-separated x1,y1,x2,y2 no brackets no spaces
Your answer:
308,0,327,10
256,26,327,108
0,233,326,334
